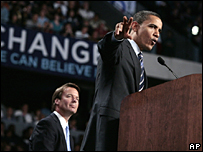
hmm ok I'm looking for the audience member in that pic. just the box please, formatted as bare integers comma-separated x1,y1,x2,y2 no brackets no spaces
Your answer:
67,1,80,13
53,1,68,17
61,22,75,38
89,30,100,42
63,9,82,33
25,13,39,30
40,2,55,20
83,19,94,36
21,4,33,27
89,13,105,30
78,1,95,21
9,2,23,26
50,13,63,35
14,104,34,123
75,25,90,40
53,5,64,20
8,14,21,26
37,10,49,31
1,1,10,24
2,106,16,121
95,21,109,39
43,21,53,33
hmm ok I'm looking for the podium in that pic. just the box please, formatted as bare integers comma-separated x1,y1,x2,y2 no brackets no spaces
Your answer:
118,74,202,151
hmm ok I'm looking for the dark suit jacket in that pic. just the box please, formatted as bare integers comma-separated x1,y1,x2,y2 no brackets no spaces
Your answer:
29,113,74,151
80,32,148,151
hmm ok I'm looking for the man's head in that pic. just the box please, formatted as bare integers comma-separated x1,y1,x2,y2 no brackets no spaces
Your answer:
130,10,163,51
51,83,80,117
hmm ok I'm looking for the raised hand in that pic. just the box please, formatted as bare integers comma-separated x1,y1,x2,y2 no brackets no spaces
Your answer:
114,16,133,40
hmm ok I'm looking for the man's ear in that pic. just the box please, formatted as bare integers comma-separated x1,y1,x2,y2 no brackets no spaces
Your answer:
55,98,60,105
131,21,140,32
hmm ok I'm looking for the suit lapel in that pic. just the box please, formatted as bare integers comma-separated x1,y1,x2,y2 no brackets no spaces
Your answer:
51,113,65,139
51,113,68,150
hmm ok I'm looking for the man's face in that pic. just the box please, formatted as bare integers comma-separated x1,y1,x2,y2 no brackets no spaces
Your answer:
57,87,79,115
135,15,163,51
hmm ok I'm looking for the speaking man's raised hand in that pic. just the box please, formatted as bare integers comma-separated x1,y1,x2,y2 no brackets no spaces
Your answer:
114,16,133,40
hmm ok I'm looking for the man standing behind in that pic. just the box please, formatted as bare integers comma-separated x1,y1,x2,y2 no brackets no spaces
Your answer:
29,82,80,151
80,10,163,151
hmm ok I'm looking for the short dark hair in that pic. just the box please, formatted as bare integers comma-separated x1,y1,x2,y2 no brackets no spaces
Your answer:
51,82,80,111
133,10,162,25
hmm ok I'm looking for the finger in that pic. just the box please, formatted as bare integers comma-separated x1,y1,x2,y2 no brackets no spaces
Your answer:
127,18,133,31
128,17,133,26
115,23,123,35
115,23,120,34
115,28,121,35
115,23,119,29
123,16,128,24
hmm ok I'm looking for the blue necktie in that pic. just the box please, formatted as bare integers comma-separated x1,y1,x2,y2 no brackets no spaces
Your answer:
138,52,145,92
66,125,71,151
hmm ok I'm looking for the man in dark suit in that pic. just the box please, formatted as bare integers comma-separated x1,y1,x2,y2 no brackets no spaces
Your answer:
80,10,163,151
29,82,80,151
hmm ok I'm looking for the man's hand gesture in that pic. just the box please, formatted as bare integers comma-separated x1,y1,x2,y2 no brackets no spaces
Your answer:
114,16,133,40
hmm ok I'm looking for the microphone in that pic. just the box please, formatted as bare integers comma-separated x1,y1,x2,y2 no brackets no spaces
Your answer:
157,57,179,79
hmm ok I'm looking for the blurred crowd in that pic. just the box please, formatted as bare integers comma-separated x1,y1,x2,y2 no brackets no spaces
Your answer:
1,1,202,62
1,1,110,42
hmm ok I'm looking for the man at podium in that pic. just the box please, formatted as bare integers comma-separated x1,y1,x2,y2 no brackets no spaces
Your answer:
80,10,163,151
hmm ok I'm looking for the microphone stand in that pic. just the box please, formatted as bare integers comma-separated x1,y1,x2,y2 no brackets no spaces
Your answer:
164,64,179,79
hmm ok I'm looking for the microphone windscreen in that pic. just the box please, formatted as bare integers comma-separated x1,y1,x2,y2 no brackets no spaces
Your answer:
157,57,165,65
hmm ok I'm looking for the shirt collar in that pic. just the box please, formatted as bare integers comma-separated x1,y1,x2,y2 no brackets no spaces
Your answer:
127,38,141,57
53,111,68,129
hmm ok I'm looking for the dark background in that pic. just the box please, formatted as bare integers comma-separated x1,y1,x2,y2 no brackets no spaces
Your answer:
1,66,168,112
